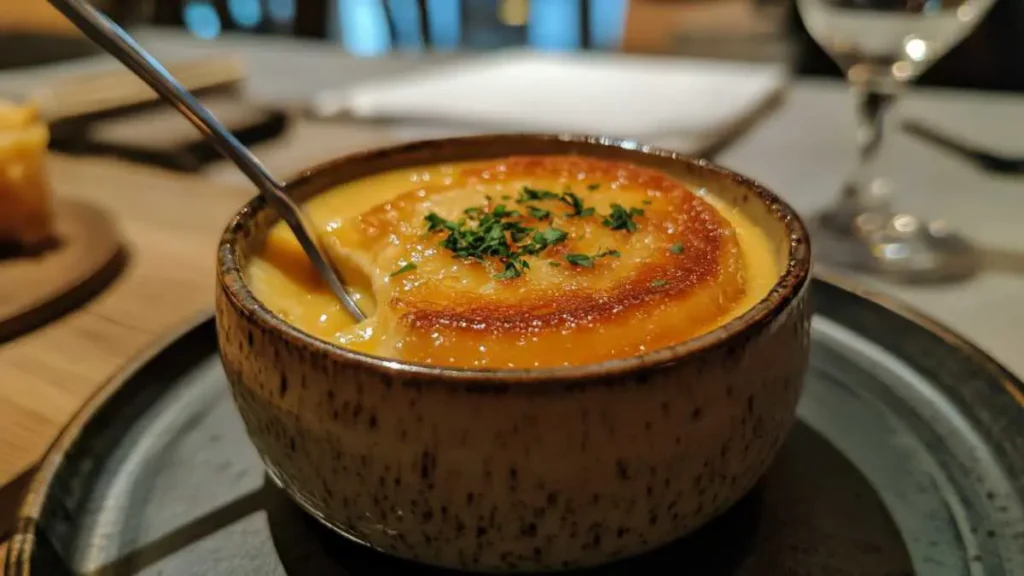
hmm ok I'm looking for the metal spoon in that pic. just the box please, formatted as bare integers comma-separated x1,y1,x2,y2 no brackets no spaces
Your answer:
49,0,367,322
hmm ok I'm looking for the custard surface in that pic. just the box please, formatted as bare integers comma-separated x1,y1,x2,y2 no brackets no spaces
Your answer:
247,156,779,369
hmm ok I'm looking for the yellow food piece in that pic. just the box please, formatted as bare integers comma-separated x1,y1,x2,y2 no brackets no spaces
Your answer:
247,156,780,369
0,100,54,248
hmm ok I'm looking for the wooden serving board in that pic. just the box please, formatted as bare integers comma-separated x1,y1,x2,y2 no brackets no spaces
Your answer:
0,198,124,342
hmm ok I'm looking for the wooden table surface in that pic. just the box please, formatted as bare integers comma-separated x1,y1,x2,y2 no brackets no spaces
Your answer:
0,155,252,544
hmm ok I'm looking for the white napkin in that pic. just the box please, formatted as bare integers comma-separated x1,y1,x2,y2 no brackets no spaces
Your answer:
310,50,787,154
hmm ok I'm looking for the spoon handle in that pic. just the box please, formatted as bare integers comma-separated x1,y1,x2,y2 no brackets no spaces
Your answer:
49,0,367,321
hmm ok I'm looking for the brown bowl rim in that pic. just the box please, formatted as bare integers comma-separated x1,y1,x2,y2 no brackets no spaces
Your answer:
217,133,811,384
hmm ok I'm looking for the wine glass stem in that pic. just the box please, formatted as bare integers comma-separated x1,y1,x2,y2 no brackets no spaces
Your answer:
844,83,899,206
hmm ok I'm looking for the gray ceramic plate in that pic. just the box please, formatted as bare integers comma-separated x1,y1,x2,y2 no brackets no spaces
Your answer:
6,277,1024,575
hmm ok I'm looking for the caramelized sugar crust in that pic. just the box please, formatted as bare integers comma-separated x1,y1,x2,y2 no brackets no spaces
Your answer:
326,155,747,368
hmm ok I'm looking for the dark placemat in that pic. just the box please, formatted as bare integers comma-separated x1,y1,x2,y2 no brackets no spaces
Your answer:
6,279,1024,575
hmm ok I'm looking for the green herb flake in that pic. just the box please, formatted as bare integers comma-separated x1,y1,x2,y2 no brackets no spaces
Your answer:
517,186,560,203
549,261,562,267
642,199,653,205
390,263,417,277
560,190,596,217
490,204,520,219
669,243,684,255
493,260,526,280
587,183,600,191
565,248,619,269
519,227,566,256
602,203,644,232
650,279,669,288
565,253,595,268
527,205,552,220
424,212,452,232
536,227,568,247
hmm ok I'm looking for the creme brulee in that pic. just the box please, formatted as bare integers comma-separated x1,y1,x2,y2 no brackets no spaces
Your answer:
246,155,779,369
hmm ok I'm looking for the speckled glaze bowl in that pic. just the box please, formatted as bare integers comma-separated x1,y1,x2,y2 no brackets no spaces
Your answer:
215,135,812,572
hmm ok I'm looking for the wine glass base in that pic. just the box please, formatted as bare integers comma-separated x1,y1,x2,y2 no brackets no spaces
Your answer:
810,209,980,284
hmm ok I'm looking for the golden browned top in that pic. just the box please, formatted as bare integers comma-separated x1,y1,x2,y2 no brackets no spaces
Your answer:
288,155,748,368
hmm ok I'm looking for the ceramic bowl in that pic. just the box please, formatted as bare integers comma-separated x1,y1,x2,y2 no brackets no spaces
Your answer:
215,134,812,572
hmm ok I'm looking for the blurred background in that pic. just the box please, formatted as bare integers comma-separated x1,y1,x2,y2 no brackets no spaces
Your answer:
4,0,1023,283
1,0,1022,91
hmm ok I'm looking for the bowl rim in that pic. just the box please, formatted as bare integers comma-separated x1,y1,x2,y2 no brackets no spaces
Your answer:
217,133,811,384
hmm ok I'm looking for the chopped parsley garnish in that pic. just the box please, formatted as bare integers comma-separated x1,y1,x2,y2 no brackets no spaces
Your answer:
560,190,596,217
518,185,595,218
425,209,527,262
669,243,685,254
565,249,620,268
565,253,596,268
602,203,644,232
527,227,568,252
527,205,552,220
650,279,669,288
517,186,560,203
424,206,568,280
490,204,519,219
425,212,458,233
549,261,562,267
494,259,530,280
390,263,417,277
642,199,653,205
424,182,644,279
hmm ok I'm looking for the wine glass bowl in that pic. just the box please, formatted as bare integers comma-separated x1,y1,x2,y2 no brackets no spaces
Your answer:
796,0,996,281
799,0,997,82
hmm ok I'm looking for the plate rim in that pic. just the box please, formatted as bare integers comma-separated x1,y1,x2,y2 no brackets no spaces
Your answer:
3,307,212,575
5,273,1023,574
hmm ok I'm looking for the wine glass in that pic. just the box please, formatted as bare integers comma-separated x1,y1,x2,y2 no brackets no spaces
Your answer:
795,0,996,281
